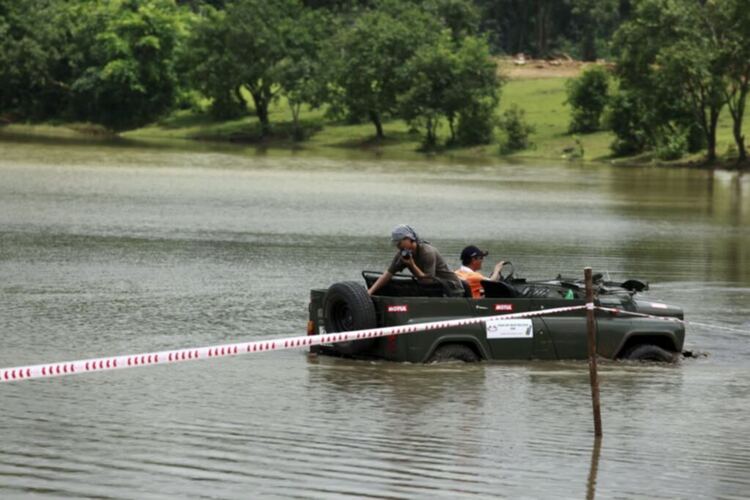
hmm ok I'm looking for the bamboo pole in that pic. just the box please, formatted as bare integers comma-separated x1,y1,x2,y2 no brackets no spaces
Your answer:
585,267,603,437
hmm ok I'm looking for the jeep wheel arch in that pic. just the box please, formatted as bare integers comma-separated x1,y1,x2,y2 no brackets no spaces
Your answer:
423,337,488,363
616,333,678,361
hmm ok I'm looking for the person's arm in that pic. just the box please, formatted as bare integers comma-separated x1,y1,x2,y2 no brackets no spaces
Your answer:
489,261,506,281
408,248,436,280
368,271,393,296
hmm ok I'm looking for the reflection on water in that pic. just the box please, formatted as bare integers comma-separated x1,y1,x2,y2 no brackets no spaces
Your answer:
0,136,749,498
586,437,602,500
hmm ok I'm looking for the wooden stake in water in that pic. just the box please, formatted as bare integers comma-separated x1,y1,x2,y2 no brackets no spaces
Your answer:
585,267,603,437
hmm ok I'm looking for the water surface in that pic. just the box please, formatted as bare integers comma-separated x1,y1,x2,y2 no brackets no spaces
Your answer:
1,136,748,498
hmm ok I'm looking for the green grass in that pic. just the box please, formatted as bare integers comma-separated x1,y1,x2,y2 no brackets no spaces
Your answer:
502,78,614,160
125,78,617,162
6,74,748,167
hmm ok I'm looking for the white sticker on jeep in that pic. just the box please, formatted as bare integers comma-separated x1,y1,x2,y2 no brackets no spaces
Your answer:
650,303,669,309
485,318,533,339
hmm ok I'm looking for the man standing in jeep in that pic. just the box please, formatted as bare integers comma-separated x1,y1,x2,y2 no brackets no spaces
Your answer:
367,225,464,297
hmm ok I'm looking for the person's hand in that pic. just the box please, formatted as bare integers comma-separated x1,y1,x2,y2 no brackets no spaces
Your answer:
494,261,505,272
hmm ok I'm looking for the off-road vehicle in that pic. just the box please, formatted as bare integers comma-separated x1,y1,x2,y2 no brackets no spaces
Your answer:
308,266,685,363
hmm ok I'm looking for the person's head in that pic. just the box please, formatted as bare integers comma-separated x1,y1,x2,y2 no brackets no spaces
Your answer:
460,245,488,271
391,224,419,251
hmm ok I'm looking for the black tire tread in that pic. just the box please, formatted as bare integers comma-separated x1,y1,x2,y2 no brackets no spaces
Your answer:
322,281,377,356
623,343,677,363
428,344,480,363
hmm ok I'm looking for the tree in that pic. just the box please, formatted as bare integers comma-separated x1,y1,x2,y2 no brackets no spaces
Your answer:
277,8,331,140
399,32,456,147
452,35,501,145
716,0,750,162
498,104,534,153
183,7,246,118
566,65,610,133
68,0,186,131
399,30,500,148
427,0,479,41
569,0,621,61
612,0,724,162
0,0,76,120
324,4,440,138
186,0,305,136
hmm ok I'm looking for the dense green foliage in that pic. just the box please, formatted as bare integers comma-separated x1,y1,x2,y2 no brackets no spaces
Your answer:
611,0,749,162
0,0,185,131
1,0,749,165
476,0,627,61
498,104,534,154
566,66,610,133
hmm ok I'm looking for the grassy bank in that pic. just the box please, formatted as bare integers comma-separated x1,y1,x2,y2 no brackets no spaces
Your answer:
4,62,748,168
122,76,615,161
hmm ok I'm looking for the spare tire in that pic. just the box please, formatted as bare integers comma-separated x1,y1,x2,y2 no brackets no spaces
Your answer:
323,281,378,356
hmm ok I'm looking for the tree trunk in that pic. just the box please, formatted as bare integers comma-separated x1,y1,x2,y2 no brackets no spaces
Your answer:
706,106,719,163
289,101,303,141
535,0,551,57
233,85,247,109
250,90,271,137
731,86,748,162
447,114,456,143
425,116,437,148
582,30,596,62
369,111,384,139
535,2,545,57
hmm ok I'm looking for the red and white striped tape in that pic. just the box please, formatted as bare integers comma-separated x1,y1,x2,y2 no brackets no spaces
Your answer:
596,306,686,323
0,304,587,383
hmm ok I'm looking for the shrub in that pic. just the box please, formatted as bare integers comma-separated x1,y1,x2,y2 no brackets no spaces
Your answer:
606,91,649,156
566,65,610,133
456,97,497,146
498,104,534,154
655,129,688,161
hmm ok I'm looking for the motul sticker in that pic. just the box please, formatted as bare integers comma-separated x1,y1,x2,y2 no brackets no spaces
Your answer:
494,304,514,312
387,305,408,313
651,303,668,309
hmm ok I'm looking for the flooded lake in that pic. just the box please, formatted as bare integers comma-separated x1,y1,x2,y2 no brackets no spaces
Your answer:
1,136,748,498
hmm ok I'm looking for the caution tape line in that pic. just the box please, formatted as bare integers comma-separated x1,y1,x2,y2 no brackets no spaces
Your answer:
0,304,587,384
597,307,748,333
596,306,686,323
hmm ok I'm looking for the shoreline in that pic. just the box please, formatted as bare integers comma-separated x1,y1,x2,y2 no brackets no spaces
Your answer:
2,64,747,172
2,122,747,172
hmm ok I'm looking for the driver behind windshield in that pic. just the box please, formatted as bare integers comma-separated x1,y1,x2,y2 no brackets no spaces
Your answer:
367,225,464,297
454,245,506,298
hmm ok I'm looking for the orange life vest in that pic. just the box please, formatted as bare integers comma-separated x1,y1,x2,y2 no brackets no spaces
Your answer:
454,267,484,298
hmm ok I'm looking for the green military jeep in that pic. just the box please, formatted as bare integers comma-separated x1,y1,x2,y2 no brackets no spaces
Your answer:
308,267,685,363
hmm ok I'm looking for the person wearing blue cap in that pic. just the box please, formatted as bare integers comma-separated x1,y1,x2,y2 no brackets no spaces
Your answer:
367,225,464,297
454,245,506,298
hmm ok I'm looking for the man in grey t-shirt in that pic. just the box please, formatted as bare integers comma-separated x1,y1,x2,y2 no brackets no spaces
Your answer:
367,225,464,297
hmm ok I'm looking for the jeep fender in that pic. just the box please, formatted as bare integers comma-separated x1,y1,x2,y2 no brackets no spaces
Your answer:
613,330,680,359
421,335,490,363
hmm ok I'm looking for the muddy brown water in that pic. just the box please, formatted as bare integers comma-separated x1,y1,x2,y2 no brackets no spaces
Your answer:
1,136,748,499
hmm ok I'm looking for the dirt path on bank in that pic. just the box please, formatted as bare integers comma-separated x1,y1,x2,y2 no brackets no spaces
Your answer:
497,57,595,79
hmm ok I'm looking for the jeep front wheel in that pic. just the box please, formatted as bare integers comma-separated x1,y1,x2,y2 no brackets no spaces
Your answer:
622,344,677,363
427,344,480,363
